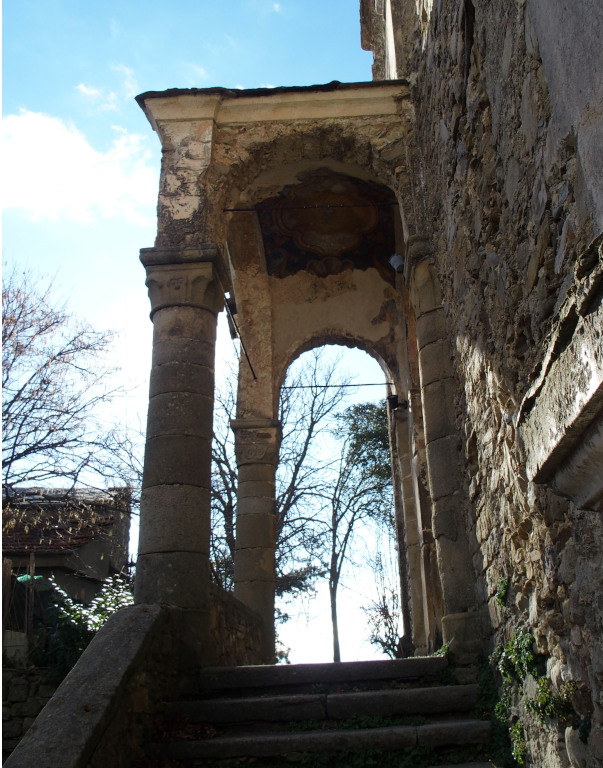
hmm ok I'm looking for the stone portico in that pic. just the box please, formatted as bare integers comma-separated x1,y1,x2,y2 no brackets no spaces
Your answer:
134,80,482,663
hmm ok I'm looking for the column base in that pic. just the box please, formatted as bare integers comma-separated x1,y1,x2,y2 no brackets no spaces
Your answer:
441,610,487,660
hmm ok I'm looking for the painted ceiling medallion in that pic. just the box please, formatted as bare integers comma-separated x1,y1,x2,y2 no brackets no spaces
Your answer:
257,171,396,282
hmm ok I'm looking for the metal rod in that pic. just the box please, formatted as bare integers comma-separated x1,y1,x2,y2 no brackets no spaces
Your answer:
224,297,257,381
282,382,393,389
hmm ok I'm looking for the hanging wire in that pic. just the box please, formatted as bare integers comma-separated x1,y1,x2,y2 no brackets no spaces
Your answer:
281,383,392,390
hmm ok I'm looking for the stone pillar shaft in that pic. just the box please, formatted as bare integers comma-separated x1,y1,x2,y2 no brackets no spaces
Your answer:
135,247,223,663
232,418,281,663
409,252,480,653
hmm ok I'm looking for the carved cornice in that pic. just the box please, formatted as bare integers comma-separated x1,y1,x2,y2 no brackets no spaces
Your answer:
140,245,220,267
140,246,227,317
231,418,282,467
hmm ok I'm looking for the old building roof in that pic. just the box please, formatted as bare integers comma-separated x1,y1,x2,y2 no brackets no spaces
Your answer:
2,488,131,557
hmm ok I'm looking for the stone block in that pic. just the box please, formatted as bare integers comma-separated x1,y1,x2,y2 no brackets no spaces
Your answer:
418,339,453,387
235,512,276,549
3,604,165,768
441,610,487,655
237,479,276,499
436,536,477,614
152,338,215,368
149,361,214,397
11,700,43,718
415,308,448,349
152,305,217,343
135,552,209,609
233,547,276,583
138,485,210,555
416,718,490,747
2,719,24,739
425,435,462,500
410,261,443,317
236,496,277,517
146,391,213,440
432,495,462,541
142,434,212,489
234,580,275,608
7,680,28,703
237,464,276,484
422,379,457,443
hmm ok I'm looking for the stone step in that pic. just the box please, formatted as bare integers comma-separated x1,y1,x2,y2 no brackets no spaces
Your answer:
167,683,480,725
426,764,494,768
150,718,491,762
189,656,449,697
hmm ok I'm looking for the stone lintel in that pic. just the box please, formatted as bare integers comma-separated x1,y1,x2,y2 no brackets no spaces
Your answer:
140,244,219,267
137,81,411,131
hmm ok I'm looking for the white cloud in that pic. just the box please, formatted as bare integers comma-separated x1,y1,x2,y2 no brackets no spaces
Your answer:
187,63,209,81
76,65,139,111
77,83,103,98
76,82,119,112
273,3,281,11
2,110,158,226
113,64,139,99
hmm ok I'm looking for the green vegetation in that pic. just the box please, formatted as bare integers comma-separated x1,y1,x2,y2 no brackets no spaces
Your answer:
495,577,510,608
487,625,587,766
33,574,133,680
492,627,542,681
526,677,577,724
509,721,526,765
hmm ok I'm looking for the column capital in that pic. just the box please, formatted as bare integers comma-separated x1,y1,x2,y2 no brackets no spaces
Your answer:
140,246,225,318
231,418,282,467
403,234,432,282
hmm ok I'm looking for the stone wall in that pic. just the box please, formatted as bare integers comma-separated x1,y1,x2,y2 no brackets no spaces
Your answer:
208,582,263,666
2,589,262,763
2,669,58,762
362,1,602,765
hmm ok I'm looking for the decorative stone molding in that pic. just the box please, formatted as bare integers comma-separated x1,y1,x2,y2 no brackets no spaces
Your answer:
140,246,225,318
231,418,282,467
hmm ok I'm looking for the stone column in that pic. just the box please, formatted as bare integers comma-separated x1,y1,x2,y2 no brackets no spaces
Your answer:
392,406,428,654
231,418,281,664
135,245,223,666
408,245,482,654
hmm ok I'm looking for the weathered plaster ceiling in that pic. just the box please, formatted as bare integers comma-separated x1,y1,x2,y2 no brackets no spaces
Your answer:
256,170,396,282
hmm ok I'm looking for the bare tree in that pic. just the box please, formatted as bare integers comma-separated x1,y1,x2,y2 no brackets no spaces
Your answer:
320,403,393,663
2,268,136,495
209,348,353,602
363,551,405,659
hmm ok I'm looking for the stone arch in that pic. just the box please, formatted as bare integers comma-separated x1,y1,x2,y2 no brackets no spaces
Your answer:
135,83,481,664
277,335,395,397
204,118,418,252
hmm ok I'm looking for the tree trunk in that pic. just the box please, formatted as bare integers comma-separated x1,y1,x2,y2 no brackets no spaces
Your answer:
329,579,341,662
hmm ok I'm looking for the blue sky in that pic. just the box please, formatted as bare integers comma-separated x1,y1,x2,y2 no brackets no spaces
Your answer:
3,1,391,663
3,0,374,390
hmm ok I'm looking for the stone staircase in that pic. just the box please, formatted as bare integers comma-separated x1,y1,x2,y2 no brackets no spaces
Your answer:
143,656,493,767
